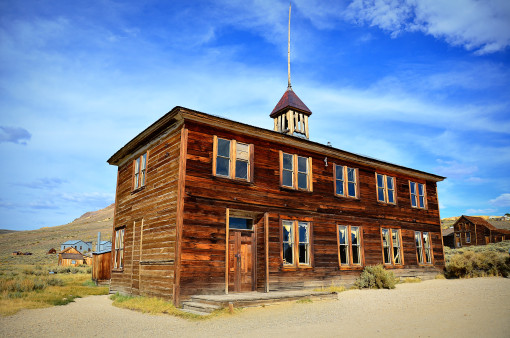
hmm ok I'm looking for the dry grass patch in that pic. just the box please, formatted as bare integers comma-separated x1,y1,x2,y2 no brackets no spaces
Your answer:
400,277,422,283
110,293,230,320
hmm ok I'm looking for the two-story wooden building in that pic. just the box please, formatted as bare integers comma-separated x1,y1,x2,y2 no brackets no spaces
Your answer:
107,88,445,305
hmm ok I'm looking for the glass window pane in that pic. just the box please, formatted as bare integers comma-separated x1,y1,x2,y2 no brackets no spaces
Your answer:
419,196,425,208
378,187,385,202
236,143,249,161
298,222,308,243
336,165,344,180
383,247,391,264
377,174,384,188
216,157,230,176
340,245,349,265
352,245,360,265
410,182,416,194
283,221,293,242
347,168,355,182
418,183,424,195
298,156,307,173
348,182,356,197
282,170,293,187
135,158,140,173
386,177,393,190
382,229,389,246
338,226,347,245
299,244,309,264
351,227,359,246
217,139,230,157
235,160,248,179
229,217,253,230
336,180,344,195
283,153,293,170
141,154,146,170
387,190,394,204
283,243,293,265
298,172,308,189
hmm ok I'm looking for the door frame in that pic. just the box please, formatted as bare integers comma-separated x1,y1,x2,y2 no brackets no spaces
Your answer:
228,229,255,293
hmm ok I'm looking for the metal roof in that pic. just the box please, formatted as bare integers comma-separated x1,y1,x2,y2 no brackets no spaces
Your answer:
270,88,312,118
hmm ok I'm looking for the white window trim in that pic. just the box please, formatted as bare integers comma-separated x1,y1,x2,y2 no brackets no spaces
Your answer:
213,136,254,182
409,181,427,209
334,165,359,198
279,151,313,192
376,173,396,204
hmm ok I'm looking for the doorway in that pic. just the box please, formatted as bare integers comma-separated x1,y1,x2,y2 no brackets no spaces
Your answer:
228,230,254,292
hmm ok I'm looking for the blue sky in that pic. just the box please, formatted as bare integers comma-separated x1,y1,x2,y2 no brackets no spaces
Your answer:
1,0,509,230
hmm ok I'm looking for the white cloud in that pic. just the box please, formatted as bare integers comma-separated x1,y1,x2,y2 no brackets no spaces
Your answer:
434,160,477,179
466,208,497,214
345,0,510,54
489,193,510,207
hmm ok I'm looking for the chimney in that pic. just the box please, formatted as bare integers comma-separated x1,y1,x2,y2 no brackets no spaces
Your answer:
97,232,101,252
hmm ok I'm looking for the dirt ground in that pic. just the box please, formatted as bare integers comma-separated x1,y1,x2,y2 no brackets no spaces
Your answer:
1,277,509,337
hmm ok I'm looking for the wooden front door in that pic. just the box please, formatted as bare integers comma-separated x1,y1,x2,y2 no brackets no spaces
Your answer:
228,231,254,292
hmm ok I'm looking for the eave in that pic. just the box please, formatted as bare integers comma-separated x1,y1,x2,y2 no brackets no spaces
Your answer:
107,106,446,183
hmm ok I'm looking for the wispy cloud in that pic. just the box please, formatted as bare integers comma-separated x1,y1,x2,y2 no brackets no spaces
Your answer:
0,126,31,145
489,193,510,207
15,178,67,190
434,160,477,179
466,208,498,214
345,0,510,54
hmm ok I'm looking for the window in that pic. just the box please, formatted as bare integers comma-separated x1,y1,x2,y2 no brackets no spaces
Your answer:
337,225,362,267
282,220,310,267
381,228,402,265
415,231,433,264
280,152,313,191
229,217,253,230
410,181,426,208
71,260,76,264
133,153,147,190
114,228,125,269
213,136,253,181
376,173,396,204
334,165,358,198
466,231,471,243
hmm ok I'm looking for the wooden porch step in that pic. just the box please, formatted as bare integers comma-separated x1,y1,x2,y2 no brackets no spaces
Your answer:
182,301,221,314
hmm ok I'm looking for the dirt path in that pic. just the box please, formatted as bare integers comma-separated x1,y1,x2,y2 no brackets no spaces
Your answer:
1,277,509,337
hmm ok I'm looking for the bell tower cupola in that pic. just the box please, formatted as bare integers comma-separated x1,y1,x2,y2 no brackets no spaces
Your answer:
270,2,312,139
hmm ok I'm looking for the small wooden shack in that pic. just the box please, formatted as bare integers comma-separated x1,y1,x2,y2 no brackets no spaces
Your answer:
453,215,510,247
442,228,455,249
58,247,85,266
92,250,111,283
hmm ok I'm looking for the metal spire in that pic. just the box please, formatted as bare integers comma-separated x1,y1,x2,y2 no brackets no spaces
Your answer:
288,2,292,90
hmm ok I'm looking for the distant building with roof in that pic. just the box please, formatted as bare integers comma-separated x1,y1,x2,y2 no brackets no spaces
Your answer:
452,216,510,247
60,240,92,252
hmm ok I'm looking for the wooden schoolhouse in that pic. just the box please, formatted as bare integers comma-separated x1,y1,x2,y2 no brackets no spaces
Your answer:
107,84,446,305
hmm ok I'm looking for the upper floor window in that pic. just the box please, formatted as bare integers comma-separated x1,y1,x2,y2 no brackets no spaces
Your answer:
376,173,396,204
381,228,402,266
334,165,358,198
213,136,253,182
415,231,433,264
280,151,313,191
282,220,311,267
337,225,362,267
409,181,426,209
113,228,125,269
133,153,147,190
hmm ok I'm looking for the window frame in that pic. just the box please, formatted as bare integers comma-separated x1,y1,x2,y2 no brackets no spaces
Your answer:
212,136,254,182
381,228,404,267
133,152,148,190
113,227,125,270
465,231,471,243
415,231,434,265
376,173,396,204
336,224,364,269
409,181,427,209
334,164,359,199
279,151,313,192
280,218,313,269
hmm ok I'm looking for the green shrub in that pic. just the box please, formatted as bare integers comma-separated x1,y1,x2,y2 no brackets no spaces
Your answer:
445,251,510,278
46,277,65,286
355,264,397,289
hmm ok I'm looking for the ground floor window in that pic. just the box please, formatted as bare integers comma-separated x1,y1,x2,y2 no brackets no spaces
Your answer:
381,228,402,266
415,231,433,264
282,220,310,267
337,225,362,267
114,227,125,269
465,231,471,243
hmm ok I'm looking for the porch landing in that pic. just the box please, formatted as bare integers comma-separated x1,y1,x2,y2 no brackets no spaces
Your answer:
182,290,337,315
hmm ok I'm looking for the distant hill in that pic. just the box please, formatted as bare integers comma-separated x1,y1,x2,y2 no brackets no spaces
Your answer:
0,229,18,234
0,204,114,265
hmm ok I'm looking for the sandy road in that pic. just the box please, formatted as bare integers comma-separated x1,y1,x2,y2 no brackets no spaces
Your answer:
1,277,509,338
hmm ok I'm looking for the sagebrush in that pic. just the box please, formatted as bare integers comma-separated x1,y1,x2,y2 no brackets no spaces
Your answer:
355,264,397,289
445,250,510,278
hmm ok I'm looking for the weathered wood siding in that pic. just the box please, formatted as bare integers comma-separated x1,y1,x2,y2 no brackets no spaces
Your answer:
178,120,443,298
110,125,182,299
